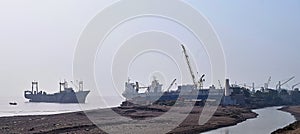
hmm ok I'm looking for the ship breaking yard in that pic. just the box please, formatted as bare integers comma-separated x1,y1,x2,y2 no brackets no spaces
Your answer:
1,45,300,134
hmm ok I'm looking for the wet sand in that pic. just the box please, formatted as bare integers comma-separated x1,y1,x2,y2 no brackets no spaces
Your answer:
0,106,257,134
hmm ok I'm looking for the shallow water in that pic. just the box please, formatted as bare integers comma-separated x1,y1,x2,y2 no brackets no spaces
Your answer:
202,106,296,134
0,95,122,117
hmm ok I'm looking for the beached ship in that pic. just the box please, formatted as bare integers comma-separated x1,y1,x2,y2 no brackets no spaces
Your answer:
24,81,90,103
122,78,226,105
122,44,234,105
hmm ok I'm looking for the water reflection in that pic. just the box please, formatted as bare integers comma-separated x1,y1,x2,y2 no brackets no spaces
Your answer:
202,107,296,134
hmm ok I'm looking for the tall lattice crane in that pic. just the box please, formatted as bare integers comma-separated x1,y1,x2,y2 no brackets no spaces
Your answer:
181,44,197,88
181,44,205,89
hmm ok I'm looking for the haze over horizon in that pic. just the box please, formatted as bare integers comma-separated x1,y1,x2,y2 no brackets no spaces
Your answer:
0,0,299,98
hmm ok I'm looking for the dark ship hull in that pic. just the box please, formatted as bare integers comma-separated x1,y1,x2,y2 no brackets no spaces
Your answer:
123,79,224,105
24,90,90,103
24,81,90,103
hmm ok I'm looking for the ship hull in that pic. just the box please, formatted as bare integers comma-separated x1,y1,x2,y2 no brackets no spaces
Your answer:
24,90,90,103
125,90,224,102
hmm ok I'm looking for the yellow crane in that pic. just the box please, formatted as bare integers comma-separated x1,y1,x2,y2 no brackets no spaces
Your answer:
181,44,205,89
181,44,197,88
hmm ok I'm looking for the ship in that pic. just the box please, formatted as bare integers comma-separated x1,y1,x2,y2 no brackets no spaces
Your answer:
24,80,90,103
122,78,225,105
122,44,234,105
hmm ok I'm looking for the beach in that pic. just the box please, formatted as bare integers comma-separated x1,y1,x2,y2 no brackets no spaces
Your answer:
0,105,257,134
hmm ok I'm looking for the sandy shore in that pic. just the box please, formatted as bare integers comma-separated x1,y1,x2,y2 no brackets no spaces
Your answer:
0,106,257,134
272,106,300,134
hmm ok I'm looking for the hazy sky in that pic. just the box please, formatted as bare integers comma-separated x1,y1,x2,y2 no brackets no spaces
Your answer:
0,0,299,98
192,0,300,87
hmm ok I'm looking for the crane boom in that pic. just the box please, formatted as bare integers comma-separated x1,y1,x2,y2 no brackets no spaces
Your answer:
181,44,198,88
277,76,295,89
292,82,300,90
281,76,295,86
166,79,177,92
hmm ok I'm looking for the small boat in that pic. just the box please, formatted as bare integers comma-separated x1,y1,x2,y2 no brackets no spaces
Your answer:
9,102,17,105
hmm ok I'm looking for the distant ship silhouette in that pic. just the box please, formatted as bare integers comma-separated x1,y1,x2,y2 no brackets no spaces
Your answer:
24,80,90,103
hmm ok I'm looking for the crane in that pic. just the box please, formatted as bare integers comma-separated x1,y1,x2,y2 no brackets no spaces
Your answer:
70,80,79,90
135,82,149,93
181,44,198,89
70,80,84,91
292,82,300,90
166,79,177,92
181,44,206,89
198,74,205,89
218,80,222,89
265,76,271,89
276,76,295,89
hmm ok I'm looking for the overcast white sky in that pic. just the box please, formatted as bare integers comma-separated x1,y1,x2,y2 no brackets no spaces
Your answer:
0,0,299,98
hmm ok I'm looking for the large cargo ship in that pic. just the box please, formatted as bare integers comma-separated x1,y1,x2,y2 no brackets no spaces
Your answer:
122,78,225,104
122,44,233,105
24,81,90,103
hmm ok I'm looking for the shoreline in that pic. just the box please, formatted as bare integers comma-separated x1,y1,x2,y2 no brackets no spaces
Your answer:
272,106,300,134
0,105,257,134
0,110,81,118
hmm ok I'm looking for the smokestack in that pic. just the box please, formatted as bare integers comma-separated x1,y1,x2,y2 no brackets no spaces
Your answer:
225,79,231,96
